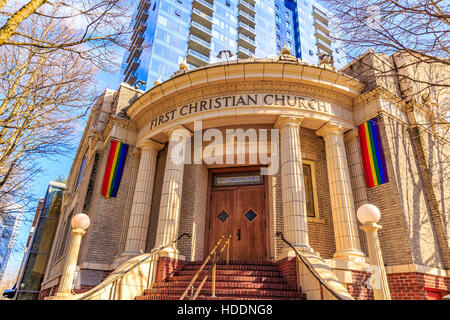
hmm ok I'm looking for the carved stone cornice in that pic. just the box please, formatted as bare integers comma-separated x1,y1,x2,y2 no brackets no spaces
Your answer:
102,116,137,142
134,81,354,128
353,86,405,111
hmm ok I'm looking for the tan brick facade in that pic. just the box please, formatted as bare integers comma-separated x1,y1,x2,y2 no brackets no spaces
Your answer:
41,54,449,300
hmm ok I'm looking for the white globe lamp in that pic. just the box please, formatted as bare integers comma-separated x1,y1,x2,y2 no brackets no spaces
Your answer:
71,213,90,230
357,204,381,225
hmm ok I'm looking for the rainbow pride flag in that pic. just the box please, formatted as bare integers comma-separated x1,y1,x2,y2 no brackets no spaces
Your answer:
358,117,389,188
101,140,129,198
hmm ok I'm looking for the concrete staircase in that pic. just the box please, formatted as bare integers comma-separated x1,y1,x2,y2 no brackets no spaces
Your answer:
135,261,306,300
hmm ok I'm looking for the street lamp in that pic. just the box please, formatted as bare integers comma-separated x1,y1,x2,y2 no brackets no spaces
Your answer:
217,50,234,61
55,213,90,297
357,204,391,300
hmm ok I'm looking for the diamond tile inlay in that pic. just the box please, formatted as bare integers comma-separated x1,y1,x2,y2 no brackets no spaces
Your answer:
245,209,257,222
218,210,230,223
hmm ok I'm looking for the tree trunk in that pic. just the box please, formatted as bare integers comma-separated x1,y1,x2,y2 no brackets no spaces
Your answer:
0,1,9,13
0,0,48,46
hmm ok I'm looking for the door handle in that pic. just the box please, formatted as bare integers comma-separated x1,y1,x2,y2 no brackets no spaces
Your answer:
237,228,241,241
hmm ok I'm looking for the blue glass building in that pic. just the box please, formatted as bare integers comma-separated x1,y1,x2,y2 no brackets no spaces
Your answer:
0,205,23,283
122,0,346,90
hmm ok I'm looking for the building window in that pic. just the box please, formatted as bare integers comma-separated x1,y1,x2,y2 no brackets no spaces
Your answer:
275,4,279,11
56,211,73,260
277,45,281,51
175,9,181,17
303,161,319,218
75,155,87,190
276,24,280,30
226,0,231,7
276,14,281,23
276,34,281,40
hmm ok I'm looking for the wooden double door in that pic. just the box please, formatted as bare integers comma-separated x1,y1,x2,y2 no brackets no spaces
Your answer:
207,176,268,262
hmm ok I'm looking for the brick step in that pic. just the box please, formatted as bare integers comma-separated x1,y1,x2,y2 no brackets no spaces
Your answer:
187,260,279,267
181,264,280,272
136,294,305,300
167,275,286,284
152,280,290,290
174,269,282,278
143,287,300,298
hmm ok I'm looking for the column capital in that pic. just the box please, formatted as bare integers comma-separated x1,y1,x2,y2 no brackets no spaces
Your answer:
71,229,86,236
137,139,164,152
360,222,383,233
165,126,192,140
274,115,304,129
343,128,359,144
316,121,352,137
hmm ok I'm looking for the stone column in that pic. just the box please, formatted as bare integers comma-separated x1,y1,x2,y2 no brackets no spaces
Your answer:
123,140,164,255
316,122,366,262
56,229,85,296
153,126,192,257
275,116,312,253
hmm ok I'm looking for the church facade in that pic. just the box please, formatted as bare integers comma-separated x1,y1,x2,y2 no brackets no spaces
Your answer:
39,50,449,300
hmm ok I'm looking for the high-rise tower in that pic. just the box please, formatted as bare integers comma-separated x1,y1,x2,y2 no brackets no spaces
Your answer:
122,0,346,90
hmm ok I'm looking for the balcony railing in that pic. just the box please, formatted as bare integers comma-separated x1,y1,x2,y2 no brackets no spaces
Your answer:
192,8,213,23
315,27,331,40
238,46,254,57
313,7,329,25
188,48,210,63
239,0,255,14
238,10,256,24
194,0,214,12
314,19,330,35
238,33,256,47
191,21,212,39
190,34,212,50
238,21,256,36
316,38,333,54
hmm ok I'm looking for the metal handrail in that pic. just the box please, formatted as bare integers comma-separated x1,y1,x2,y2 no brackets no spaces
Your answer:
78,233,191,300
180,234,231,300
275,232,342,300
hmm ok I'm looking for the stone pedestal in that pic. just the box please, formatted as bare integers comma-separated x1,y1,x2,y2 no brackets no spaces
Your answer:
360,223,391,300
55,229,85,297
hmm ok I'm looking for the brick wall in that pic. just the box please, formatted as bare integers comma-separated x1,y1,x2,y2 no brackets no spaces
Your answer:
388,273,450,300
365,114,415,266
276,257,299,291
346,271,374,300
301,128,336,259
83,142,136,264
155,257,185,283
178,162,208,261
380,113,445,268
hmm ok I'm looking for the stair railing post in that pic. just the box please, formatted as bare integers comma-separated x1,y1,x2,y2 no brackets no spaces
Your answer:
211,252,217,298
226,237,230,265
296,256,301,293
